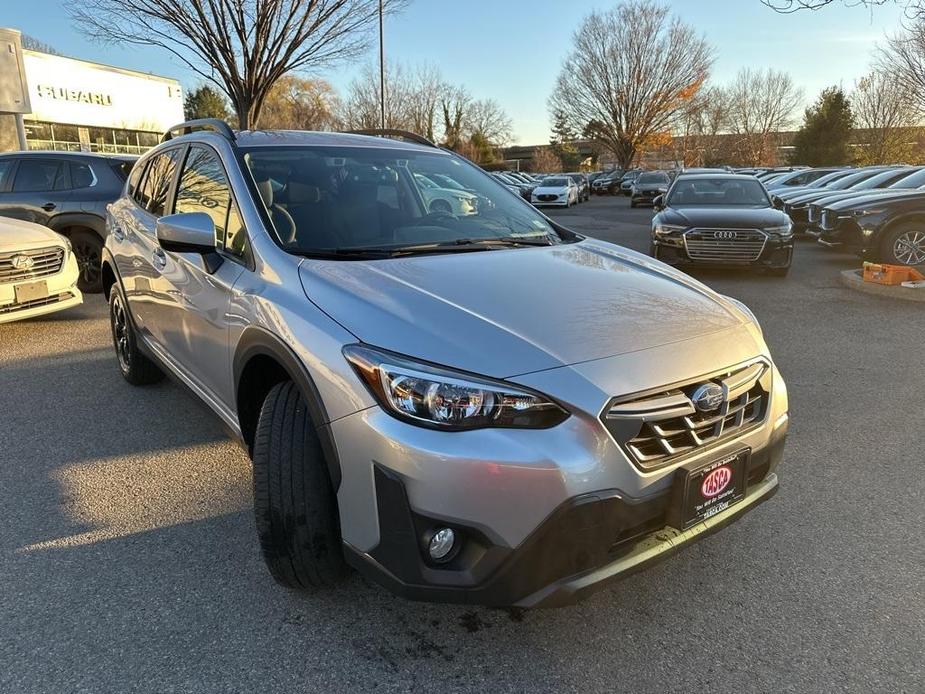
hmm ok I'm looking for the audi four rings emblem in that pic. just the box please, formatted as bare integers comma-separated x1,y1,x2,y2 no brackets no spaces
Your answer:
715,230,737,240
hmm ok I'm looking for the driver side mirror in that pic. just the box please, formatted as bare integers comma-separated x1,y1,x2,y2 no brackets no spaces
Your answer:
156,212,217,254
156,212,223,273
653,195,664,211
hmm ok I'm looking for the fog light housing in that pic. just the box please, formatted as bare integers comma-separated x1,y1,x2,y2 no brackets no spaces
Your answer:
427,527,456,562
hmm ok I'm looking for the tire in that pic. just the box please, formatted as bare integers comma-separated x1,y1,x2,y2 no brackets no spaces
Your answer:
109,284,164,386
879,223,925,266
71,230,104,294
253,381,346,590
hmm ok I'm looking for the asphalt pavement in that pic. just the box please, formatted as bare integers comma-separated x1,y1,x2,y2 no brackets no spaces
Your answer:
0,195,922,693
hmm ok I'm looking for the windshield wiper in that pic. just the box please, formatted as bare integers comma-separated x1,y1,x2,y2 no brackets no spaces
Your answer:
295,237,554,260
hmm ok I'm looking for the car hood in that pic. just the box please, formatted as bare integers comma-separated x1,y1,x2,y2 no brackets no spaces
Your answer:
813,188,914,208
299,239,746,378
533,185,569,194
828,189,925,211
0,217,66,252
658,206,789,229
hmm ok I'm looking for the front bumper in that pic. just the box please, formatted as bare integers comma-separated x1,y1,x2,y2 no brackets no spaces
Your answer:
532,197,569,207
631,190,664,204
345,429,785,608
0,251,83,324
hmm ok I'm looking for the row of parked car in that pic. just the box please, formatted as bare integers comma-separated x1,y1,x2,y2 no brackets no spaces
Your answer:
763,165,925,266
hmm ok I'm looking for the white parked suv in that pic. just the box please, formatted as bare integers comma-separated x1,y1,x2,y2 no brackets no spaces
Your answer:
0,217,82,323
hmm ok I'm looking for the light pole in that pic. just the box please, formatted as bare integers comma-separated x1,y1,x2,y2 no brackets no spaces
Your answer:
378,0,385,130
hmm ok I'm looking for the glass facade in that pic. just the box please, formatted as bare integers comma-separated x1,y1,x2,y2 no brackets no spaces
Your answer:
23,120,159,154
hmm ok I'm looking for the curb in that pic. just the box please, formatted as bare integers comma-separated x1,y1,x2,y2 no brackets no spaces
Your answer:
839,269,925,303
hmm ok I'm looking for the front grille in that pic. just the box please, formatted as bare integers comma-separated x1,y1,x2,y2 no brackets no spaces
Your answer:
602,361,771,470
684,229,767,262
0,247,65,285
537,194,559,202
0,291,74,315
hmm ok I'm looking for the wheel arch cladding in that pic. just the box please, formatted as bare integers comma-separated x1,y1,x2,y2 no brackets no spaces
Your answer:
233,327,342,489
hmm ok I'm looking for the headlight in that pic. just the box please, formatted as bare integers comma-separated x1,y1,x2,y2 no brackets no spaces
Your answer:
654,223,685,236
62,237,73,257
343,345,569,430
765,223,792,236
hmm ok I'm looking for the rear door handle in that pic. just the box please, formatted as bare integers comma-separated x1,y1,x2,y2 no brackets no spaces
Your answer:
42,202,56,212
152,247,167,270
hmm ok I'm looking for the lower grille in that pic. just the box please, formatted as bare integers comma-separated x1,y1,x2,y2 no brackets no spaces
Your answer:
684,229,767,262
602,361,771,470
537,194,559,202
0,247,65,284
0,292,75,315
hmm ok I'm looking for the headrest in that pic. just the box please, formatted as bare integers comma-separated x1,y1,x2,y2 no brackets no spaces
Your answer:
255,180,273,208
288,181,321,204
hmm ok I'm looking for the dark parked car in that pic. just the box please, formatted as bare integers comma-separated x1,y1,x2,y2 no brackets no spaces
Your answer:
765,167,846,192
817,189,925,266
592,171,625,195
651,174,793,276
630,171,671,207
0,151,136,292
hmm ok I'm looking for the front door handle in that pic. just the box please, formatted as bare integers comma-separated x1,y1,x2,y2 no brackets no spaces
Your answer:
152,247,167,270
42,202,56,212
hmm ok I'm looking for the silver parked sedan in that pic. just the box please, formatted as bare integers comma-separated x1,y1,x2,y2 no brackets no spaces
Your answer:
102,122,789,608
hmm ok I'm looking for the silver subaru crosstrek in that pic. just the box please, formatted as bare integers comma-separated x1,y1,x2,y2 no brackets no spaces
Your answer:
101,121,789,608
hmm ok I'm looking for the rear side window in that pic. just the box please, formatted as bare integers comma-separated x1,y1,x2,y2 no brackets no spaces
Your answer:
112,160,134,181
0,160,13,189
69,163,95,189
12,159,68,192
138,150,180,217
127,160,146,200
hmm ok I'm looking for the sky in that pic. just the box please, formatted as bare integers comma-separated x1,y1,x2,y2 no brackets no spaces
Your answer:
0,0,909,144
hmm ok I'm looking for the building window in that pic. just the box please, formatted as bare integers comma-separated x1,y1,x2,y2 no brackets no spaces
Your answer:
24,120,161,155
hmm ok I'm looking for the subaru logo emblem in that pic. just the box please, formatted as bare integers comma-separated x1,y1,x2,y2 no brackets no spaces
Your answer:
691,383,725,412
11,255,34,271
715,230,737,240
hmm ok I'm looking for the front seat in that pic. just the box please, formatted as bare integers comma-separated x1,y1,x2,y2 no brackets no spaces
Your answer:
253,178,298,245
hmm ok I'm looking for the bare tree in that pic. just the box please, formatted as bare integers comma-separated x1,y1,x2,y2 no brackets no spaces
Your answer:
761,0,924,16
852,69,920,163
70,0,405,129
260,75,340,131
675,85,729,166
548,0,713,169
879,19,925,121
340,61,410,131
465,98,513,147
529,147,562,173
725,68,803,165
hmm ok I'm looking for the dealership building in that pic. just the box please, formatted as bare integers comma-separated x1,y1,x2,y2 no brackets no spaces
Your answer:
1,28,184,154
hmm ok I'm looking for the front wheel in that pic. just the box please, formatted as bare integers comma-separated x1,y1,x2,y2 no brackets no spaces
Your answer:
253,381,347,590
71,230,104,294
880,224,925,266
109,285,164,385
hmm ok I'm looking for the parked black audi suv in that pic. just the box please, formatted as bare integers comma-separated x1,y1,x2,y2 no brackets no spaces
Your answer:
0,151,136,292
651,173,793,276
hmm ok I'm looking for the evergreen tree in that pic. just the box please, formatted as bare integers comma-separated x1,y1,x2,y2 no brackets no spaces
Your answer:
790,87,854,165
549,110,582,170
184,86,231,122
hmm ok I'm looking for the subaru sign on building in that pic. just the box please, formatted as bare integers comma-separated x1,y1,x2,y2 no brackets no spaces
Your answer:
1,28,184,154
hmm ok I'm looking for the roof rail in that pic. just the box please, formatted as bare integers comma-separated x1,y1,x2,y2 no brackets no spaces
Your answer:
162,119,236,143
345,129,437,148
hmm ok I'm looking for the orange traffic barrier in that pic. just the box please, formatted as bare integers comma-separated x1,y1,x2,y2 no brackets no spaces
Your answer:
862,262,925,286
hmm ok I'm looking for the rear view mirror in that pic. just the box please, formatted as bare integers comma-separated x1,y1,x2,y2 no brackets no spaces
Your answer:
156,212,216,254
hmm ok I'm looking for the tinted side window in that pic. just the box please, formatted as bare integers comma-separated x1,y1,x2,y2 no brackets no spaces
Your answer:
0,160,13,189
12,160,67,193
70,163,95,189
131,160,152,207
143,150,180,217
127,160,146,200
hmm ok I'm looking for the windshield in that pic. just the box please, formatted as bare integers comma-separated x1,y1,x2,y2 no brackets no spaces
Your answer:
850,168,908,190
828,170,884,190
813,170,855,187
543,177,569,186
637,172,670,184
243,146,566,257
889,168,925,188
667,178,770,207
